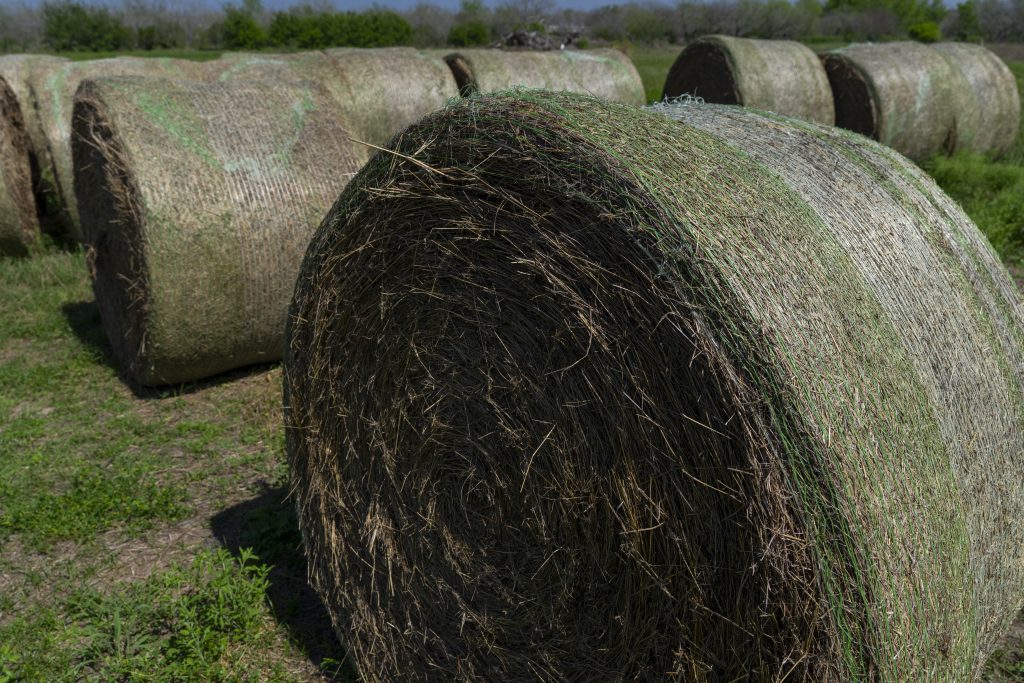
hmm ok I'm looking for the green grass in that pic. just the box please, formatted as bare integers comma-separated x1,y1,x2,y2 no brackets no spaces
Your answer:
0,251,348,681
55,49,223,62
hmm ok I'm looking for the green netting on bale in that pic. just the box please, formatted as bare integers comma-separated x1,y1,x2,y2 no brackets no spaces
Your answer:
0,75,38,256
442,48,645,106
73,76,366,386
284,90,1024,682
662,35,835,125
823,41,959,162
933,42,1021,156
35,57,206,239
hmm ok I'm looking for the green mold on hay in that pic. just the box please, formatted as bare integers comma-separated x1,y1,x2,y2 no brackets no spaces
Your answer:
33,57,206,240
72,76,367,386
284,91,1024,682
662,35,835,125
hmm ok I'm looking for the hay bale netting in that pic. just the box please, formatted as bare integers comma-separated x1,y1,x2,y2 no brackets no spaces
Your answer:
284,91,1024,681
35,57,205,238
0,55,68,159
443,48,645,105
933,42,1021,155
662,35,835,125
0,76,39,256
822,41,959,162
208,48,458,148
72,76,365,386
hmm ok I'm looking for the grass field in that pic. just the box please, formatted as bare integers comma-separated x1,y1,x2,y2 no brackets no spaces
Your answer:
1,50,1023,681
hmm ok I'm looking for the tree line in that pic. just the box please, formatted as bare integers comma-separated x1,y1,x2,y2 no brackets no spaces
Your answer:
0,0,1020,55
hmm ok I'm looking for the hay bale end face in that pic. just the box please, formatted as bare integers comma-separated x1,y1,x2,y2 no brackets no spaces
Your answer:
933,42,1021,155
35,57,205,239
822,41,958,161
0,75,39,256
285,92,1024,681
662,35,835,125
443,48,645,105
73,76,366,386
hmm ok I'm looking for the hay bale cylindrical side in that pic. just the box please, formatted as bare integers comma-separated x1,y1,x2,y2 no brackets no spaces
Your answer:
822,41,958,161
0,76,39,256
933,42,1021,155
34,57,205,239
284,92,1024,681
443,48,645,105
324,47,459,146
73,76,367,386
0,54,68,159
662,35,835,125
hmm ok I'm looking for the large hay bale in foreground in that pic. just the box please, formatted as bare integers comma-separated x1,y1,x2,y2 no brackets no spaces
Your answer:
0,76,38,256
822,42,958,161
284,91,1024,681
443,48,645,105
662,35,834,125
0,54,68,159
933,42,1021,155
35,57,204,238
73,76,366,386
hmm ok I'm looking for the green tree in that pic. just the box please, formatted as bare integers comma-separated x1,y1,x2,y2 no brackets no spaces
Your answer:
220,0,267,49
448,20,491,45
41,1,134,51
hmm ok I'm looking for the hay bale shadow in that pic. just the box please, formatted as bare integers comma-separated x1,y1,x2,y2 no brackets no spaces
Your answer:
210,484,355,681
61,299,279,399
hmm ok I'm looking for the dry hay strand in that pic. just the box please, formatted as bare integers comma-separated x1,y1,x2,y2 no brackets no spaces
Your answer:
0,54,68,161
34,57,206,239
73,76,366,386
662,35,834,125
932,42,1021,155
0,75,39,256
284,91,1024,682
822,41,959,162
443,48,645,105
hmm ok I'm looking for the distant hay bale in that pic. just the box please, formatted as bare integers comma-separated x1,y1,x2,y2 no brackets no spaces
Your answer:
207,48,458,148
34,57,205,238
284,91,1024,682
443,48,645,105
73,76,366,386
933,42,1020,155
822,41,958,161
0,76,38,256
0,54,68,160
324,48,459,146
662,35,834,125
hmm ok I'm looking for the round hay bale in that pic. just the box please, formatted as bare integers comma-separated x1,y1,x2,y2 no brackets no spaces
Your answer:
72,76,366,386
323,48,459,147
0,54,68,160
662,35,835,125
284,91,1024,681
933,42,1021,155
0,75,39,256
206,48,458,149
822,41,958,161
35,57,206,239
443,48,645,105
